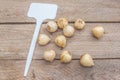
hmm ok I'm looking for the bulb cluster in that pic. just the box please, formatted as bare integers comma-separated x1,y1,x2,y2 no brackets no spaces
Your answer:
37,17,105,67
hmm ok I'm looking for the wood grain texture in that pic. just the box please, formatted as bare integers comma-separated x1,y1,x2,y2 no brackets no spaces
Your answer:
0,60,120,80
0,23,120,59
0,0,120,23
0,0,120,79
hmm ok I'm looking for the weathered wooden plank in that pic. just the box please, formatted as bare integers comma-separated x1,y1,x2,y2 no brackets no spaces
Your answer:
0,60,119,80
0,0,120,23
0,23,120,59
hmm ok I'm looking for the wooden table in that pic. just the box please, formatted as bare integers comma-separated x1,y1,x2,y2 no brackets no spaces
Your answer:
0,0,120,80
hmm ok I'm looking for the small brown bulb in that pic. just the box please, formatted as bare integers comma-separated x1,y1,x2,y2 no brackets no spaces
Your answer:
63,25,75,37
92,26,104,39
43,50,56,62
74,19,85,30
54,35,66,48
46,21,58,33
60,50,72,63
38,34,51,45
57,18,68,29
80,53,94,67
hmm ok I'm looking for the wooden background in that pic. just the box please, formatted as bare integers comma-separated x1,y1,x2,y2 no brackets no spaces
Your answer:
0,0,120,80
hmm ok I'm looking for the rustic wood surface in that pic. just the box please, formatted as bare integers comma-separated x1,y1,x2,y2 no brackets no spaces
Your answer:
0,23,120,59
0,0,120,80
0,60,120,80
0,0,120,23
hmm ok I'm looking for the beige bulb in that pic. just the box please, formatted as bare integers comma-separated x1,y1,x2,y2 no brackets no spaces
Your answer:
57,18,68,29
55,35,66,48
60,50,72,63
74,19,85,30
46,21,58,32
80,53,94,67
38,34,51,45
63,25,75,37
92,26,104,39
43,50,56,62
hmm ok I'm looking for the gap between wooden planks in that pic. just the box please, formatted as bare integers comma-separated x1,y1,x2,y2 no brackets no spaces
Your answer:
0,0,120,23
0,23,120,60
0,59,119,80
1,21,120,24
